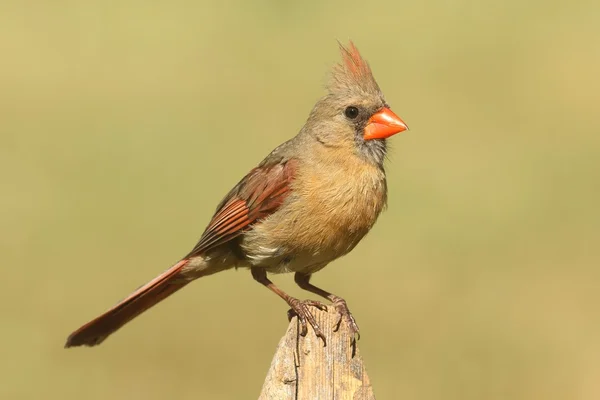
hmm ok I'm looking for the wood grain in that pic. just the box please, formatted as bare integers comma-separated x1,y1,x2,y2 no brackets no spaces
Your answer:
259,306,375,400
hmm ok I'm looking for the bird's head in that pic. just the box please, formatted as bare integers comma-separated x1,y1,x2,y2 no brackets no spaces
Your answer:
304,42,408,167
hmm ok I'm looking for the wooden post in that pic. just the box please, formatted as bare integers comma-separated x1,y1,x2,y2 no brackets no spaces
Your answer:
259,305,375,400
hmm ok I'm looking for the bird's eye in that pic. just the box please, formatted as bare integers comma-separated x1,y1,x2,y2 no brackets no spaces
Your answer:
344,106,359,119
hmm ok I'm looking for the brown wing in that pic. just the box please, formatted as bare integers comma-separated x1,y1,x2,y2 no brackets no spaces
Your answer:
185,158,297,258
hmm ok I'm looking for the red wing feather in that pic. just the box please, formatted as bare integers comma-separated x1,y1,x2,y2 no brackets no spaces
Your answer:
185,159,296,258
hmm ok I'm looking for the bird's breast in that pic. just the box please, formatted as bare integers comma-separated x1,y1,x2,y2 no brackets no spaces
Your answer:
241,156,387,272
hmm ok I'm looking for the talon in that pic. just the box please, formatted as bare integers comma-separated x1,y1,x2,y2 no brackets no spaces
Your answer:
333,314,343,332
286,309,295,322
300,322,308,336
331,296,360,340
316,331,327,346
287,298,328,345
296,311,309,336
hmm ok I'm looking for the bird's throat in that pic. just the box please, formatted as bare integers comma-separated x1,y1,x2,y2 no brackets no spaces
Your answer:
358,137,387,167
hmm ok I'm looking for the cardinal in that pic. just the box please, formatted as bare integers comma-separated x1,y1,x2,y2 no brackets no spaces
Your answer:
65,41,408,348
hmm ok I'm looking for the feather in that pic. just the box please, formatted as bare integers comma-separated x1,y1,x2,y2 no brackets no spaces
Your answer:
329,41,381,96
184,159,297,259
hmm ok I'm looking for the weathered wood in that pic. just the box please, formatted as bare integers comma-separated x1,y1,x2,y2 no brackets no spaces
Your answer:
259,306,375,400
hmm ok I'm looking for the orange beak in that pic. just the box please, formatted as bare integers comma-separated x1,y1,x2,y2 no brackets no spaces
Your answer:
363,108,408,140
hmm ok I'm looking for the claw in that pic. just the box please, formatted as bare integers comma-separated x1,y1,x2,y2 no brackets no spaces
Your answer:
315,330,327,346
299,319,308,336
331,296,360,344
288,298,328,346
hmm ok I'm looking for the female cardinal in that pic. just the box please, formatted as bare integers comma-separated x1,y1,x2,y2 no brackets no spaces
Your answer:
65,42,408,348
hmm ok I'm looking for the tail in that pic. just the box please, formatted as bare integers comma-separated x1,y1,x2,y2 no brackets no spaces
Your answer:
65,259,190,348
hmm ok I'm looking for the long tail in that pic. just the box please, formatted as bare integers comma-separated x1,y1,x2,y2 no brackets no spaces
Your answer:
65,259,190,348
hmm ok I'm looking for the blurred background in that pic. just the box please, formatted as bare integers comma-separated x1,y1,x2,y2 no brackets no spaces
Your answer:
1,1,599,399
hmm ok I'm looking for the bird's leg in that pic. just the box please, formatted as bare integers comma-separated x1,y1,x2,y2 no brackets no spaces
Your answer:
294,272,360,341
251,267,327,345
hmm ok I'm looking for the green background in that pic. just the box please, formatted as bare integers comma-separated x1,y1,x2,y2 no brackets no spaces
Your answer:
2,1,599,399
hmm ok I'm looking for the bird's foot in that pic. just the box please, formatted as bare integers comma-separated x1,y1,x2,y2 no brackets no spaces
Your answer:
287,298,328,346
332,296,360,343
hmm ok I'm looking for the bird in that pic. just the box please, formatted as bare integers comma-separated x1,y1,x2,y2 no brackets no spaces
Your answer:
65,41,408,348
